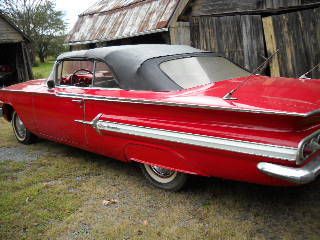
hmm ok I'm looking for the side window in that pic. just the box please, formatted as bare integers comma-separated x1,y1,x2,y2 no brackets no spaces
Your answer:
57,60,94,87
93,61,119,88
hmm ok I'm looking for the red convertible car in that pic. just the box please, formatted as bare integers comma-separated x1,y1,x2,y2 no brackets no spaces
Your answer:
0,44,320,191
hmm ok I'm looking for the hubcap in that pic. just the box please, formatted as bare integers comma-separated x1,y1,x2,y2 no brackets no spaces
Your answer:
150,166,175,178
14,113,27,140
144,164,178,184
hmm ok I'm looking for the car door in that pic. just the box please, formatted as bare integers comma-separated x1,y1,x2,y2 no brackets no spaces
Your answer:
80,60,127,159
33,59,94,147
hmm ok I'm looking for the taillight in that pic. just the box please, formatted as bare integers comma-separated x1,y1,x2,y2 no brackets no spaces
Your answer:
299,132,320,164
302,142,313,159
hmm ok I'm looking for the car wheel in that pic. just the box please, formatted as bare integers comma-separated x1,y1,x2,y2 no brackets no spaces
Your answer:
11,111,36,144
140,163,187,191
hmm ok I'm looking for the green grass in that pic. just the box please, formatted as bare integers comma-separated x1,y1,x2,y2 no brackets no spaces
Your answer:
32,61,55,79
0,118,320,239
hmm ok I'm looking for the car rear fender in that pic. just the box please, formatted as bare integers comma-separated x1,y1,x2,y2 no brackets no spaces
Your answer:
1,104,14,122
124,143,208,176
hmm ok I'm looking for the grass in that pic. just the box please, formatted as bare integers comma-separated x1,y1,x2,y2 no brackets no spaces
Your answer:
32,60,55,79
0,118,320,239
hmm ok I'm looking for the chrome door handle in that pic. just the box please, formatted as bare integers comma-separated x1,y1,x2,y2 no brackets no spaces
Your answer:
72,99,83,103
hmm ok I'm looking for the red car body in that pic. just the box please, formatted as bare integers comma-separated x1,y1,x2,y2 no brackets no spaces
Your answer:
0,45,319,189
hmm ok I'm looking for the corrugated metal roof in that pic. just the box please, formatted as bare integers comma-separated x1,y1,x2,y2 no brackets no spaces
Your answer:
66,0,180,45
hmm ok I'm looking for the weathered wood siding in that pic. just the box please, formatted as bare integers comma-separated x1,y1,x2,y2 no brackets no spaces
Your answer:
191,15,265,72
0,18,23,43
263,7,320,78
170,22,191,45
191,0,320,16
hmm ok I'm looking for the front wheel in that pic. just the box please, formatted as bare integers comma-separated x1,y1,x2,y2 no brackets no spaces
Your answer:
12,111,36,144
140,164,187,191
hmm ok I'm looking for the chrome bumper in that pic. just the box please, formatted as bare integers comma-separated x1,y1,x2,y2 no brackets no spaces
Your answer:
0,107,2,117
258,157,320,184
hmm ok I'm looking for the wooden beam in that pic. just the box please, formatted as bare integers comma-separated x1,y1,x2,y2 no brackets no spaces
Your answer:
168,0,190,26
191,2,320,17
262,17,280,77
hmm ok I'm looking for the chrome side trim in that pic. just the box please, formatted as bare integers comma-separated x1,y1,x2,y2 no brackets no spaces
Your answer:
306,109,320,118
75,113,102,134
56,92,308,117
55,85,122,91
80,115,297,161
0,107,3,117
258,157,320,184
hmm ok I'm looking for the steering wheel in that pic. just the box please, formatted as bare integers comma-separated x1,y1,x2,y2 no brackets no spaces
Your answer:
70,68,93,86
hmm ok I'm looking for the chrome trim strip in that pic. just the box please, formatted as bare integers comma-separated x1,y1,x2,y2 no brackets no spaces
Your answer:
258,157,320,184
77,114,298,161
0,107,3,117
56,85,122,91
306,109,320,118
75,113,102,127
57,92,308,117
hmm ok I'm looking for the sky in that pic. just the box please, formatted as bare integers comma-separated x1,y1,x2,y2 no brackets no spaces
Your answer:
55,0,94,32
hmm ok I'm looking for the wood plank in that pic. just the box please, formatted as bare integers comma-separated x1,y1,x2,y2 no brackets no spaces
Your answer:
169,22,191,45
262,17,281,76
263,7,320,78
190,15,266,72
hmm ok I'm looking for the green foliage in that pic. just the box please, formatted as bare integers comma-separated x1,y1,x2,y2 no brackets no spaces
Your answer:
32,60,55,79
0,0,67,63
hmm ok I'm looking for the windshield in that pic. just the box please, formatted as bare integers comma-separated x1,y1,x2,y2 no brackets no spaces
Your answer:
160,56,251,89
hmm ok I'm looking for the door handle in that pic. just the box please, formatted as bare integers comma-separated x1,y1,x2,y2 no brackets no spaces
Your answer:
72,99,83,103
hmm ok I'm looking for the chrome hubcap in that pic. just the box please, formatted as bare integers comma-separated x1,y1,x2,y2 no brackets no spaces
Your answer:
14,114,26,139
150,166,175,178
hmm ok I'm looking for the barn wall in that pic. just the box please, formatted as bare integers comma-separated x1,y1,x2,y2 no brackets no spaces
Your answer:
191,15,265,72
170,22,191,45
189,0,320,78
0,17,23,43
263,7,320,78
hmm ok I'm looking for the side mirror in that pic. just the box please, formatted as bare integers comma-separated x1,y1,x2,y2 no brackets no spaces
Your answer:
47,80,55,89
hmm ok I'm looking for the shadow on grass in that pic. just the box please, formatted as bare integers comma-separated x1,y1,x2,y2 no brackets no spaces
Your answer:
4,138,318,239
35,138,320,204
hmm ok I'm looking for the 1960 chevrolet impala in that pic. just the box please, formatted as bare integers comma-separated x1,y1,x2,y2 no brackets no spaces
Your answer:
0,44,320,191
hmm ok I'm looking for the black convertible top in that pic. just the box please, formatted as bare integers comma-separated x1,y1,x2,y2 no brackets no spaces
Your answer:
57,44,205,91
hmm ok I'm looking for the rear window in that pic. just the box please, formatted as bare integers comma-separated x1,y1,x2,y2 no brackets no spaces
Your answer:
160,56,250,89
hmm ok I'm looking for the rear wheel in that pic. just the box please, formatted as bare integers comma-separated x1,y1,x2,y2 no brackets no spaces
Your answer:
12,111,36,144
140,163,187,191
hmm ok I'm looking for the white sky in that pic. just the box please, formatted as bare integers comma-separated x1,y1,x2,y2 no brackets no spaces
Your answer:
55,0,95,32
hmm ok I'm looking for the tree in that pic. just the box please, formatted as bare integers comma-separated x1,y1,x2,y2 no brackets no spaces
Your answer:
0,0,67,63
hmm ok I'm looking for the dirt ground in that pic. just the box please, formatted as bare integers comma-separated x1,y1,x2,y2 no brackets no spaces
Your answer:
0,118,320,240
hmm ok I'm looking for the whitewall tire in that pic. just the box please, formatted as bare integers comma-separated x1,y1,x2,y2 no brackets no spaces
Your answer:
12,111,36,144
140,163,187,191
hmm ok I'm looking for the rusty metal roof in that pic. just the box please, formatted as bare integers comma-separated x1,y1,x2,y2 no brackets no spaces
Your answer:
66,0,180,45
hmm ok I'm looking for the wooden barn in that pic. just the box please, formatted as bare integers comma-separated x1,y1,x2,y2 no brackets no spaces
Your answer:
66,0,191,48
0,13,33,87
66,0,320,78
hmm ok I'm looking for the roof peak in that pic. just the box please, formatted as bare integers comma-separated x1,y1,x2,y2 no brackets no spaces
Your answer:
80,0,150,16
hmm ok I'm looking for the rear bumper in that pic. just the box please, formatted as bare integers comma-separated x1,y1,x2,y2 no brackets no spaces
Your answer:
258,157,320,184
